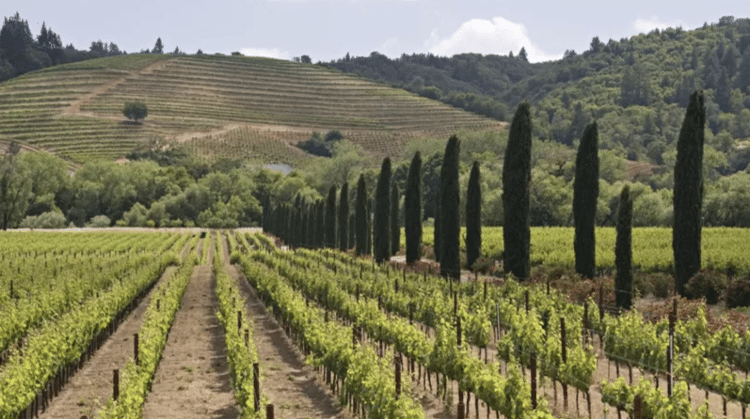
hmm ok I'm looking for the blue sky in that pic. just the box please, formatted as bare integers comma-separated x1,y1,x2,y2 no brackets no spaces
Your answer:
5,1,749,63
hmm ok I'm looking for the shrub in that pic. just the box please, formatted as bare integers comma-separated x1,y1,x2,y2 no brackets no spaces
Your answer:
685,271,726,304
86,215,111,228
19,211,67,229
122,101,148,123
650,273,674,298
726,277,750,308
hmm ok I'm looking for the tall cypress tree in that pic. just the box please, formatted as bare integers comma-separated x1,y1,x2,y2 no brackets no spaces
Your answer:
615,185,633,310
306,202,315,248
390,184,400,256
573,122,600,279
434,187,441,262
348,213,355,250
338,182,349,251
440,135,460,279
325,185,337,248
466,161,482,271
355,175,367,256
366,197,372,255
503,102,532,280
673,90,705,296
405,152,422,264
374,158,392,263
316,200,325,248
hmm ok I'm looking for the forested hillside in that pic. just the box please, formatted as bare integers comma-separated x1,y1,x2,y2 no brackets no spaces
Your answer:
328,16,750,171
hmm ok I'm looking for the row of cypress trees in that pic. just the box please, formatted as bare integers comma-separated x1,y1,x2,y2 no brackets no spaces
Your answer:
264,89,705,303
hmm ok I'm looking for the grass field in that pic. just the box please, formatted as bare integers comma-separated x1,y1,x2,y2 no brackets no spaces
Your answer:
0,54,504,164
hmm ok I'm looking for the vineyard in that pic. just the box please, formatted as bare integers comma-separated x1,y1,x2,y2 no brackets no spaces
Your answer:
417,226,750,276
0,54,503,163
0,229,749,418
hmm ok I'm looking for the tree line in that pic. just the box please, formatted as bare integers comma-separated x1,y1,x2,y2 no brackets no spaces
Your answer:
262,90,707,308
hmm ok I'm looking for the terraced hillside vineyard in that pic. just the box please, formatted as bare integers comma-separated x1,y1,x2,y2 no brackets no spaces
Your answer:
0,54,503,164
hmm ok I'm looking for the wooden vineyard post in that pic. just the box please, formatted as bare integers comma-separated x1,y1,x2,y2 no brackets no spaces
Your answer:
668,299,676,397
599,285,604,350
245,329,250,349
525,290,529,314
583,301,589,347
457,316,462,346
9,279,13,299
453,292,458,316
266,404,274,419
238,310,242,335
395,354,402,399
483,278,487,300
633,394,643,419
561,317,568,410
156,299,160,310
253,363,261,412
458,389,465,419
530,351,537,410
134,333,139,367
113,369,119,401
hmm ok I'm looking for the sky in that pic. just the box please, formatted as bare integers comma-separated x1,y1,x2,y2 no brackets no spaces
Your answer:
5,1,750,63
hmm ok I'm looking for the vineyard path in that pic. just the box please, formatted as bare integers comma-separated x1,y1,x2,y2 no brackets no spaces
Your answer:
221,232,348,419
35,237,193,419
141,234,239,419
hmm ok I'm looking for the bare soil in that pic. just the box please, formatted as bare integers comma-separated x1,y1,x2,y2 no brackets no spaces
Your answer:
141,243,240,419
36,266,178,419
222,234,347,419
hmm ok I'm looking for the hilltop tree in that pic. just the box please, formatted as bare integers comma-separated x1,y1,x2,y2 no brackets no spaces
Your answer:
616,185,633,310
503,102,532,280
122,102,148,123
573,122,599,279
373,158,391,263
404,152,422,264
325,185,337,248
152,37,164,54
338,182,349,250
440,135,460,279
466,161,481,270
674,90,705,297
390,184,400,256
355,175,367,255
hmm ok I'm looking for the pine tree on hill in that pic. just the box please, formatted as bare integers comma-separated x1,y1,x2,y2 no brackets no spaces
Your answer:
503,102,532,280
325,185,337,248
616,185,633,310
355,175,367,256
673,90,705,297
374,158,391,263
440,135,460,279
405,152,422,264
338,182,349,250
466,161,482,271
573,122,599,279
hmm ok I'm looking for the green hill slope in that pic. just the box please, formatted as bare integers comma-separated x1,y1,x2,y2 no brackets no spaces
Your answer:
0,54,503,164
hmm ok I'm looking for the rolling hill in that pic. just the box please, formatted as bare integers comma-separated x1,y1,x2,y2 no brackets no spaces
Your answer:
0,54,504,165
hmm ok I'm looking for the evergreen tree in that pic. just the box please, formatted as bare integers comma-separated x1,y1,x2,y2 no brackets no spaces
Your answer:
374,158,391,263
348,213,355,249
434,187,441,262
366,198,372,255
440,135,460,279
390,184,400,256
466,161,482,270
355,175,367,256
152,37,164,54
503,102,532,280
405,152,422,264
316,201,325,248
674,90,705,297
738,49,750,93
573,122,599,279
615,185,633,310
306,202,315,248
716,68,732,112
325,185,337,248
338,182,349,250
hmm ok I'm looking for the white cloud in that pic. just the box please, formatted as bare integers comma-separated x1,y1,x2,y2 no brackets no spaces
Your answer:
425,17,561,63
632,16,689,34
240,47,291,60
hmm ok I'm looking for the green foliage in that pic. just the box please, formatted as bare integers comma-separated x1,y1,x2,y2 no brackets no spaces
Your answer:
465,161,481,270
373,158,391,263
573,122,599,278
684,271,727,304
390,183,400,255
86,214,111,228
503,103,532,280
325,185,337,248
439,136,460,279
355,175,368,256
404,152,422,264
19,211,66,229
122,101,148,123
673,91,706,296
615,185,633,310
338,182,349,250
